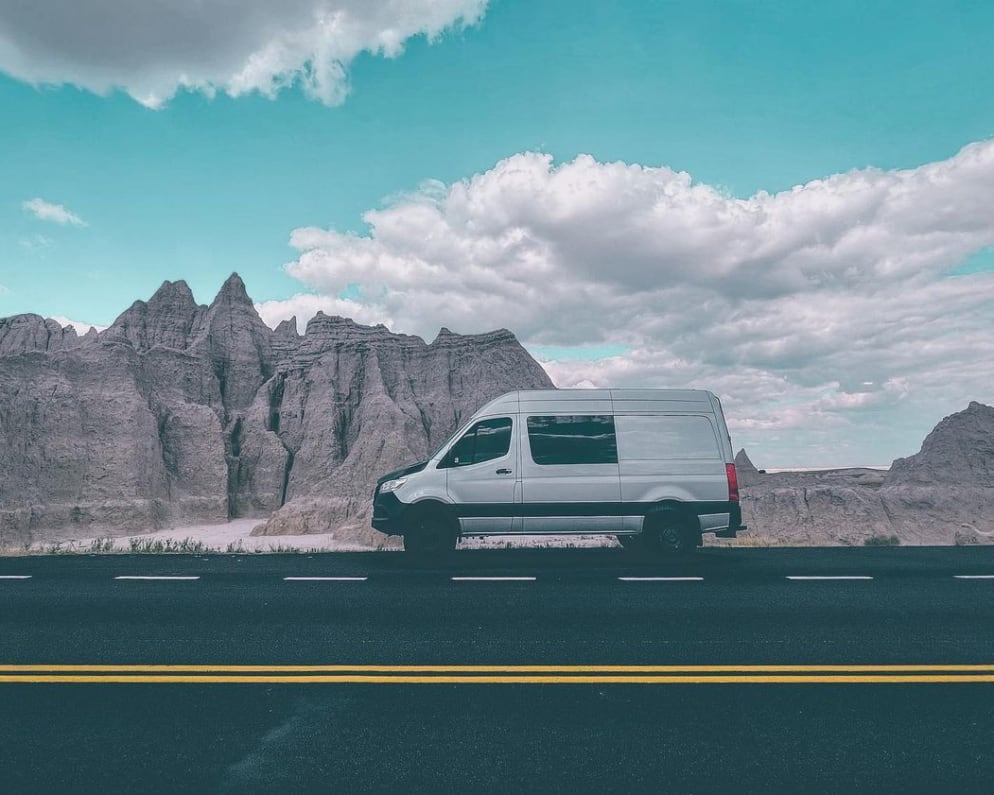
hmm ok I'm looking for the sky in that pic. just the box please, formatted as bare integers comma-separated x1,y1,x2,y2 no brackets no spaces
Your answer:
2,0,994,467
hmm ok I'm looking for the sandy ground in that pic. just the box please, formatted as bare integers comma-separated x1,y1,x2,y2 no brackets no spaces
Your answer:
28,519,618,553
36,519,338,553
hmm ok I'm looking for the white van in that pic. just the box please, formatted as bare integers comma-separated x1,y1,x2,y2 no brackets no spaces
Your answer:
372,389,744,555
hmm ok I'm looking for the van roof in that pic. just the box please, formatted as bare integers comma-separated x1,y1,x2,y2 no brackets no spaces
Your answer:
476,388,717,414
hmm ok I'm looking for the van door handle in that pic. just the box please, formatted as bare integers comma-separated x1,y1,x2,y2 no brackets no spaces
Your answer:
496,468,512,475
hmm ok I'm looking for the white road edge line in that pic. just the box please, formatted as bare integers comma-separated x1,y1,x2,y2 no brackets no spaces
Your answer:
618,577,704,582
283,576,368,582
954,575,994,579
0,575,32,579
114,576,200,581
786,575,873,581
451,576,536,582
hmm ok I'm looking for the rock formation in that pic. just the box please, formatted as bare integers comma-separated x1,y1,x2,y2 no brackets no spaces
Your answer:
885,401,994,486
734,449,760,486
0,313,83,356
0,274,553,547
738,402,994,545
4,279,992,550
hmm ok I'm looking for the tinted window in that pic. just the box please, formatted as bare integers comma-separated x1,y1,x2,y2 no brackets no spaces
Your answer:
442,418,512,467
615,415,720,460
526,415,618,465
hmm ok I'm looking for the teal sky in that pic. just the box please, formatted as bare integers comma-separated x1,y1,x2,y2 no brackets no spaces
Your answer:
3,0,994,324
3,0,994,466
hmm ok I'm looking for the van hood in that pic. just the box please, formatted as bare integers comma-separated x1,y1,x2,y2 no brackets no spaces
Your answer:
376,460,429,485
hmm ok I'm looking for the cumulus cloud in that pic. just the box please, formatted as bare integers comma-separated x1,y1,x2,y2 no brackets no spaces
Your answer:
0,0,489,107
255,292,392,331
263,140,994,465
22,198,87,226
52,316,107,334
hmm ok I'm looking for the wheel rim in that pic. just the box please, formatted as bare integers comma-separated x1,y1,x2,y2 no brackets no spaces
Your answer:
659,525,685,551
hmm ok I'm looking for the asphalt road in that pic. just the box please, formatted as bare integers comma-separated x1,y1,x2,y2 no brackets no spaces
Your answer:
2,546,994,793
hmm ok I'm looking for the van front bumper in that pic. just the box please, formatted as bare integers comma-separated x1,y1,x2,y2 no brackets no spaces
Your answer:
371,490,406,535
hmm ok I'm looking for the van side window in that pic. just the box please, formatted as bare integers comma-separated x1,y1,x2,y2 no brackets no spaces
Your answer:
615,415,720,459
440,418,512,468
526,415,618,465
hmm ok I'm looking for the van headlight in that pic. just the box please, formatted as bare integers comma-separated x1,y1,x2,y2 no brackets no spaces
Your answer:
379,477,407,494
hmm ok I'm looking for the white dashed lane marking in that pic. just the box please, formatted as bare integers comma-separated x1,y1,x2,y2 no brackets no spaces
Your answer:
7,572,994,584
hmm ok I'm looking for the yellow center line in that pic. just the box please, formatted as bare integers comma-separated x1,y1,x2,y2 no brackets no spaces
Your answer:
2,674,994,684
2,664,994,673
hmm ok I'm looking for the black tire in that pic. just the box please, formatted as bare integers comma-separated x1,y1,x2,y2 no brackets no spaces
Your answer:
616,534,641,551
403,509,457,556
642,511,697,557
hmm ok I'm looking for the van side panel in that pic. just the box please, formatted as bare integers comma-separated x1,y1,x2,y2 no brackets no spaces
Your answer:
615,411,730,532
616,415,728,502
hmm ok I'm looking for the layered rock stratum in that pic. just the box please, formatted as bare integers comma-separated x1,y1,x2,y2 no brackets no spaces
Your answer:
738,401,994,545
0,274,553,547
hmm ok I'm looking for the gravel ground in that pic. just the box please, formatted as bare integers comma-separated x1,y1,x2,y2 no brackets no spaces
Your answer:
21,519,618,554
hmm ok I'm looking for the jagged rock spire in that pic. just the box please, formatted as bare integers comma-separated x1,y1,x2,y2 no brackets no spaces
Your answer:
886,401,994,486
105,279,204,351
213,272,253,306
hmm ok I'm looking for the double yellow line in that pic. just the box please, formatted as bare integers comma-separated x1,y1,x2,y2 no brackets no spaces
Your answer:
2,664,994,684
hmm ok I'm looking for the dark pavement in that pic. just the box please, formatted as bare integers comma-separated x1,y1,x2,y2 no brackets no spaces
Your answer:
2,546,993,792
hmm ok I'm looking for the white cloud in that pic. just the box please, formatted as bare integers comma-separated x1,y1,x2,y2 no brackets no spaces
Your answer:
255,293,392,331
0,1,489,108
263,140,994,466
51,316,106,334
19,233,54,253
0,283,8,296
22,198,87,227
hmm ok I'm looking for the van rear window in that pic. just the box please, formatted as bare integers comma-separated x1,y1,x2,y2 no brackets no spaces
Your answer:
615,415,720,460
526,415,618,465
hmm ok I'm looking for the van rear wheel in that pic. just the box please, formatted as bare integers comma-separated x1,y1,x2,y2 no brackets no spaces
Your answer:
403,511,457,556
642,511,697,557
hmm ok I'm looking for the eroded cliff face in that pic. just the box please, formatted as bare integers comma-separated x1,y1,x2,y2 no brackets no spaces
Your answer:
0,274,553,546
737,402,994,545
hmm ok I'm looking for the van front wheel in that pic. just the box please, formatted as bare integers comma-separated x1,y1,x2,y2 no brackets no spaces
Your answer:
642,512,697,557
403,511,457,556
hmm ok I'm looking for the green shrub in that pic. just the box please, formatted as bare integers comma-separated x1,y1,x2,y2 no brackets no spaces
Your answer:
864,534,901,546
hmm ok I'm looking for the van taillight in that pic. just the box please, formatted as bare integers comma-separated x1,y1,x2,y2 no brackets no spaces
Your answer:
726,463,739,502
